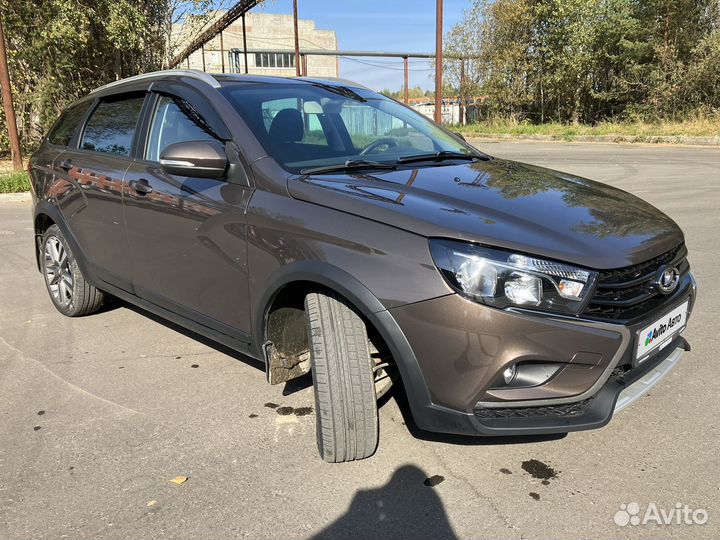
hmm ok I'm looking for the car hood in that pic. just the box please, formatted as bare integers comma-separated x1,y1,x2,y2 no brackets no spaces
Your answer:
287,159,684,269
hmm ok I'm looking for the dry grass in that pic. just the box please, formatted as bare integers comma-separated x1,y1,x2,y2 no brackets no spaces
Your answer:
0,159,16,174
456,117,720,142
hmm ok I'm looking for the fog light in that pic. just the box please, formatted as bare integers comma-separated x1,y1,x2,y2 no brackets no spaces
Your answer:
494,362,564,389
503,364,517,384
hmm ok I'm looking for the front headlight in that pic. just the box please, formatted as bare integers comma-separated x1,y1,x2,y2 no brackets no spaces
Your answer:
429,239,598,315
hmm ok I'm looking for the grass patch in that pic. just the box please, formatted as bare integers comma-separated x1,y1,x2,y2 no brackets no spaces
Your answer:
0,171,31,193
455,118,720,142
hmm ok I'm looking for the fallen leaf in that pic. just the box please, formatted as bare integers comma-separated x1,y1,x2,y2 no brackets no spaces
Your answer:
147,500,157,507
169,475,188,485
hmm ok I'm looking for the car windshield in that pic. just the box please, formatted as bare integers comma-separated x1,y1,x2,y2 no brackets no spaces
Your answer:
219,82,479,174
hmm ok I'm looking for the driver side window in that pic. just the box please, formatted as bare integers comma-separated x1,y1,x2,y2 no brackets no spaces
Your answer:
145,95,216,162
340,103,434,152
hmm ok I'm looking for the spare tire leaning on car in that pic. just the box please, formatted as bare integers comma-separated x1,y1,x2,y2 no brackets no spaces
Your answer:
304,290,379,463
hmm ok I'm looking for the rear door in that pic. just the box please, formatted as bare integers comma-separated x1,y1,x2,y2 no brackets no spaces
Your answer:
122,92,253,337
54,93,147,290
32,101,93,199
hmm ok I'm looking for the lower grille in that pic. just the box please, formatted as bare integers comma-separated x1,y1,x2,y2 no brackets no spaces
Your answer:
584,244,688,320
474,398,593,419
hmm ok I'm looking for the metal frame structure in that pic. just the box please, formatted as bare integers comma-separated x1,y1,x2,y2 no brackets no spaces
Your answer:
169,0,260,69
0,0,453,163
169,1,451,118
227,48,434,101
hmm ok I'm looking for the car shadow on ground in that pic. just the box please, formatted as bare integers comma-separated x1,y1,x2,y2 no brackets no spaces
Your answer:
111,298,266,373
110,297,565,447
309,464,459,540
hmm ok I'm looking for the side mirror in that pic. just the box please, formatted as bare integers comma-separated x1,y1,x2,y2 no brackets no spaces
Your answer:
159,140,228,179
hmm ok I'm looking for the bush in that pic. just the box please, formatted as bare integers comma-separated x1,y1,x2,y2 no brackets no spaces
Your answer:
0,171,31,193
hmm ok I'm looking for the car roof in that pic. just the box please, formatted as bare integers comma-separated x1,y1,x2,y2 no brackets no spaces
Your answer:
89,69,370,97
214,73,370,90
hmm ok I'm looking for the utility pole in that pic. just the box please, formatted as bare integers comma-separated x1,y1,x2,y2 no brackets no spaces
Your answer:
403,56,409,104
293,0,301,77
459,59,465,125
242,13,249,73
220,31,226,73
0,14,22,170
434,0,443,124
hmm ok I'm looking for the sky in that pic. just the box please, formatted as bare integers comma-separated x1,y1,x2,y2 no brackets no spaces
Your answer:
251,0,470,91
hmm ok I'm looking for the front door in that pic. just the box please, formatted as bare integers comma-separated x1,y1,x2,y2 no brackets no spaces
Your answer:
123,94,253,337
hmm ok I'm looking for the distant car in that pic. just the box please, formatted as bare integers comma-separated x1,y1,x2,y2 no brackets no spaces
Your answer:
29,70,696,462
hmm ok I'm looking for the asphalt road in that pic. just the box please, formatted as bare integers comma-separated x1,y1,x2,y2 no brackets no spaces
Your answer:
1,141,718,539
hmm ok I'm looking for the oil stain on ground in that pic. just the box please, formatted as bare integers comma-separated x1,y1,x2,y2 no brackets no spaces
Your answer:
529,492,540,501
499,468,512,475
521,459,559,482
276,405,313,417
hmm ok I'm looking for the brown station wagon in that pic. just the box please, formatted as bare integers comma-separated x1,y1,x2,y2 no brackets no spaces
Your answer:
29,70,696,462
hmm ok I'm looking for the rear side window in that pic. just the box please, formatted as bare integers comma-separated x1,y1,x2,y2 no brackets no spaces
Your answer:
80,95,146,156
47,102,91,147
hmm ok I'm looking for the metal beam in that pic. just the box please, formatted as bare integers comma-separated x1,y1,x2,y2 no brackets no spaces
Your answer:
293,0,301,77
170,0,260,68
459,59,465,124
228,48,445,59
242,13,249,73
434,0,443,124
0,14,22,170
403,56,409,104
220,31,225,73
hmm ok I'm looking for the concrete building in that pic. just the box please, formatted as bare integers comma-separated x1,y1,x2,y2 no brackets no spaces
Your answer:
175,12,338,78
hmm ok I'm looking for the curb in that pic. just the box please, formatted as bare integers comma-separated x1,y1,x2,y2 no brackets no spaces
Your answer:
463,133,720,147
0,191,32,203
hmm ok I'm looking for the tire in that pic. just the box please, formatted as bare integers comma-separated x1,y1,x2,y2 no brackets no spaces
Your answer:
305,290,379,463
41,224,104,317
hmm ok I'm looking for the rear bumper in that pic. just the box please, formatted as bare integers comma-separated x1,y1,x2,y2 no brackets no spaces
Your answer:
388,276,695,437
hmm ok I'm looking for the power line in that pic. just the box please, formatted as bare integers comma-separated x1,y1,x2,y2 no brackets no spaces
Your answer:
340,56,433,71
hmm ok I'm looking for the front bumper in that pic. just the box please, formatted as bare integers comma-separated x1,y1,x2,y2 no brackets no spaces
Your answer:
388,275,695,436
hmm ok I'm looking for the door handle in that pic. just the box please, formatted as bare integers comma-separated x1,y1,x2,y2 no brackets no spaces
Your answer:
58,159,73,171
129,179,153,195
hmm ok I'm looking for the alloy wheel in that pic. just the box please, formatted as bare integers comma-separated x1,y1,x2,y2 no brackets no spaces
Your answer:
44,235,73,307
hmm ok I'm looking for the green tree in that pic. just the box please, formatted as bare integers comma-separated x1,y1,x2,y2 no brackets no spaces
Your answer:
444,0,720,124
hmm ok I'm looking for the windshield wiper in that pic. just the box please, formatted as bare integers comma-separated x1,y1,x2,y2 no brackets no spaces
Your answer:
396,151,489,164
309,82,367,102
300,159,398,175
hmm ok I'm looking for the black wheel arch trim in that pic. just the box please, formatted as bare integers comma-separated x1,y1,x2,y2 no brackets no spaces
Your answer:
253,260,438,428
33,200,93,280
